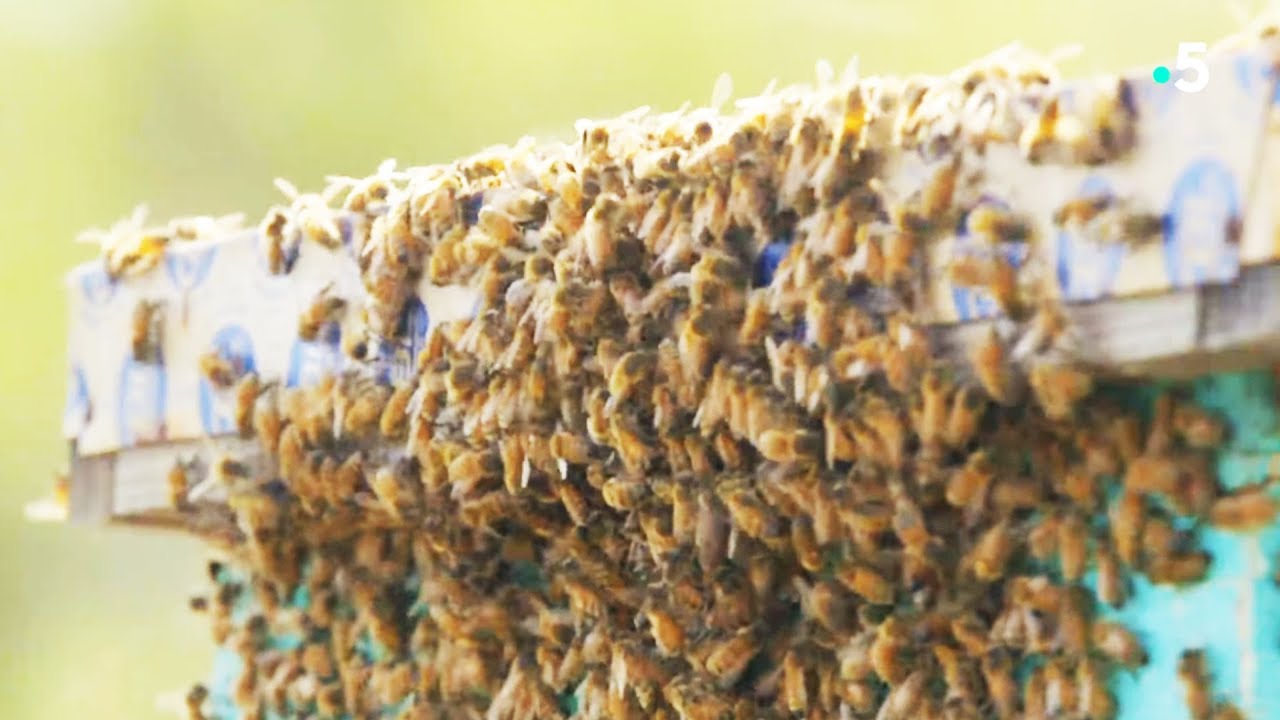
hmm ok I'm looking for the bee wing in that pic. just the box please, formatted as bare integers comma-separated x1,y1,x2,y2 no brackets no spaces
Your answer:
1047,43,1084,65
151,689,188,717
22,497,67,523
734,80,779,113
320,182,352,205
218,212,245,228
617,105,652,124
323,175,360,192
77,204,149,247
124,203,150,232
710,72,734,112
186,475,219,503
273,177,300,201
74,227,109,246
815,59,835,90
376,158,399,176
664,102,693,123
839,55,861,87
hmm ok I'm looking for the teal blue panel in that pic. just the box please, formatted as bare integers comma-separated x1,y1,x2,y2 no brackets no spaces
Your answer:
204,370,1280,719
1101,370,1280,719
209,647,244,720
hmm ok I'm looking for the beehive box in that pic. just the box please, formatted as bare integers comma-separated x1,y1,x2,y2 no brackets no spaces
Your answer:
44,22,1280,720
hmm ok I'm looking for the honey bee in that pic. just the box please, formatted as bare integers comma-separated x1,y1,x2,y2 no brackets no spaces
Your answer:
199,349,242,389
917,155,962,228
257,207,297,275
965,204,1032,244
946,449,994,511
557,477,593,526
980,647,1018,720
696,484,727,573
835,561,896,605
778,644,812,716
1145,390,1178,454
1048,659,1083,718
251,390,282,457
1055,584,1092,656
1178,649,1213,720
1052,192,1115,227
168,457,193,509
932,644,979,706
949,613,989,657
1209,482,1278,531
1211,702,1247,720
881,230,919,286
1029,363,1093,421
1092,209,1166,246
878,670,928,720
792,577,848,635
718,481,781,542
659,475,696,543
677,308,722,381
790,516,823,574
337,375,391,441
1023,664,1047,720
1108,413,1144,462
947,384,983,445
130,300,164,364
890,486,931,555
950,255,1019,318
970,327,1014,404
1095,543,1127,608
967,518,1014,581
184,684,209,720
233,372,260,437
1110,490,1146,566
1084,78,1138,164
610,413,655,474
550,429,592,466
379,381,415,440
739,289,772,347
1059,463,1099,511
84,213,173,281
1075,656,1116,720
1147,549,1212,586
636,598,687,657
756,428,822,465
275,423,305,483
1122,454,1180,497
446,448,502,499
297,285,348,342
1091,621,1147,668
911,368,953,456
869,617,912,686
369,459,422,521
607,350,657,411
1057,510,1088,582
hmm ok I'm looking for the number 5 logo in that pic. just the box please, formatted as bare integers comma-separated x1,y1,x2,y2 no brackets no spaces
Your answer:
1175,42,1210,93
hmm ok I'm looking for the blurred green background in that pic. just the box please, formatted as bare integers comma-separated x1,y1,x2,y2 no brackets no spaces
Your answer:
0,0,1247,716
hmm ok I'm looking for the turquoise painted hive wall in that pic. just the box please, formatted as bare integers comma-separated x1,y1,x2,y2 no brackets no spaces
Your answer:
1092,370,1280,719
203,370,1280,720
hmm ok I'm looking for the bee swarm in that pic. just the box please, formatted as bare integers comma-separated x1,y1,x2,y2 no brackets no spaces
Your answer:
83,37,1280,720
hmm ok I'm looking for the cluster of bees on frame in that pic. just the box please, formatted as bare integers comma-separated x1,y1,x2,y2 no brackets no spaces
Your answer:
96,37,1280,720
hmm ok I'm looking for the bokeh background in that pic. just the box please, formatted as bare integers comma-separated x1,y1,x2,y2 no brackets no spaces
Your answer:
0,0,1250,716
